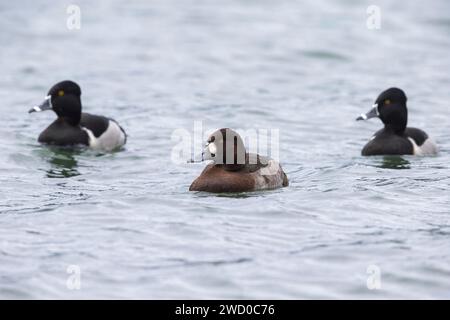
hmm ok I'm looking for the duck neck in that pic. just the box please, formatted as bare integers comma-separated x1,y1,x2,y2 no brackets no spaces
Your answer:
55,97,82,126
384,123,406,135
384,117,407,134
219,132,247,171
219,152,247,172
60,115,81,126
382,107,407,135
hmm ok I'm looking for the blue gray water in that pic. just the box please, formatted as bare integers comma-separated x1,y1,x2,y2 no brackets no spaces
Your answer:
1,0,450,299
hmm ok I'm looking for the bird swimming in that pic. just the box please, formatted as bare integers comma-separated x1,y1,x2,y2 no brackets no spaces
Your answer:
29,80,126,151
356,88,438,156
189,128,289,193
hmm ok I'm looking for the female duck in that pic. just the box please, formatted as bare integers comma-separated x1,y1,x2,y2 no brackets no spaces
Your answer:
29,80,126,151
189,128,289,193
357,88,438,156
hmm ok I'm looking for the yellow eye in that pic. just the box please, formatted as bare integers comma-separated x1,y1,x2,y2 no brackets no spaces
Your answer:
384,99,391,105
58,90,65,97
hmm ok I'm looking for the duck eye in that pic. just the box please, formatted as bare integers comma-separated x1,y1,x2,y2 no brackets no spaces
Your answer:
58,90,65,97
384,99,391,105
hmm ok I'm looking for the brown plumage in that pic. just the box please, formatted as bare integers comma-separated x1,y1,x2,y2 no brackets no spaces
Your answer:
189,128,289,193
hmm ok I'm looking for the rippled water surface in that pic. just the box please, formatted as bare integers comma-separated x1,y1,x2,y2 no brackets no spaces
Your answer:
1,0,450,299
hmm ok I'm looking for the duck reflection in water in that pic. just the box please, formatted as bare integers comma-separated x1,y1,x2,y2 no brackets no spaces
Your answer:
378,156,411,170
44,147,82,178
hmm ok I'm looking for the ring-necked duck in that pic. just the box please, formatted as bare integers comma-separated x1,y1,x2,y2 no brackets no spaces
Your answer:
29,80,126,151
189,128,289,193
356,88,438,156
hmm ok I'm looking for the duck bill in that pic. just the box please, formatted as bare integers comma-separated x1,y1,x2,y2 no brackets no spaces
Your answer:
356,104,379,121
187,154,204,163
29,95,52,113
187,143,216,163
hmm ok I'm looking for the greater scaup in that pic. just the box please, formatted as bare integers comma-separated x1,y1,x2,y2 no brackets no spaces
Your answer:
29,80,126,151
356,88,438,156
189,128,289,193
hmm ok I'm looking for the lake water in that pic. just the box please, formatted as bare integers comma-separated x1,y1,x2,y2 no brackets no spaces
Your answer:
1,0,450,299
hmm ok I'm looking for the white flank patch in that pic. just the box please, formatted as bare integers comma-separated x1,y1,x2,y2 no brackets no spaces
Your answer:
255,160,285,190
408,137,422,156
260,160,280,176
408,137,438,156
82,120,125,152
419,138,439,155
